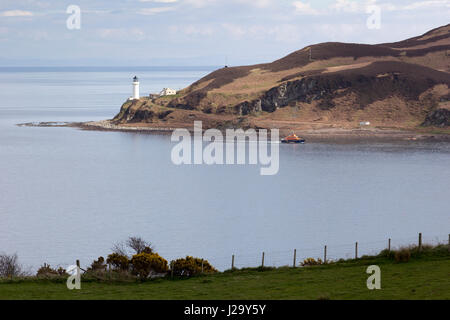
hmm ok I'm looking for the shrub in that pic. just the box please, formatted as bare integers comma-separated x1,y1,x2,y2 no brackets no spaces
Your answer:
394,249,411,263
377,249,395,259
36,263,67,277
0,253,26,278
141,247,153,254
126,237,153,254
300,258,324,267
111,236,153,257
88,256,107,272
106,253,130,271
170,256,218,277
131,253,168,278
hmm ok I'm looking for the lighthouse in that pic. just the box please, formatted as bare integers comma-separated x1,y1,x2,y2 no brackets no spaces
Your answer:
132,76,140,100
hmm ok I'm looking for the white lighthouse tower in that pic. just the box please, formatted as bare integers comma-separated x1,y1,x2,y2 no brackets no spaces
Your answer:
132,76,140,100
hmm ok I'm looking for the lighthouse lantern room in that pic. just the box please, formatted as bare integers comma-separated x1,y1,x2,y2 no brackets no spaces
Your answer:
132,76,140,100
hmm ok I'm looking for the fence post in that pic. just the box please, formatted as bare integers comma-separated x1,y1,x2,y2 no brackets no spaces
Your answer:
201,259,204,274
388,238,391,252
448,234,450,252
324,245,327,263
231,255,235,270
170,261,174,279
293,249,296,268
419,233,422,251
355,242,358,259
76,260,80,279
261,252,265,268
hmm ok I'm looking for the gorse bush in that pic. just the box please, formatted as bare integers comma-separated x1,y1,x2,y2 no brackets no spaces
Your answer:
106,253,130,271
300,258,324,267
131,253,168,278
170,256,218,277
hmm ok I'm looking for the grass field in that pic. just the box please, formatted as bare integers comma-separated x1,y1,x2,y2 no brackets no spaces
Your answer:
1,248,449,300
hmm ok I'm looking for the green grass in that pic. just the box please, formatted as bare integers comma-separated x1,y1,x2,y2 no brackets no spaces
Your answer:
1,249,449,300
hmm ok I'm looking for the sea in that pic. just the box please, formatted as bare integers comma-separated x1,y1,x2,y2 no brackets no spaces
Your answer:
0,66,449,271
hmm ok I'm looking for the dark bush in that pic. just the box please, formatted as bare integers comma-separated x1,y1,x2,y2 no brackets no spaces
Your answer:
36,263,67,277
111,236,153,257
0,253,26,278
88,256,107,272
126,237,153,254
394,249,411,263
300,258,324,267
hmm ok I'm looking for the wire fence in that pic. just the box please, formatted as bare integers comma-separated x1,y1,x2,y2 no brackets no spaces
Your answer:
10,232,450,274
205,232,450,271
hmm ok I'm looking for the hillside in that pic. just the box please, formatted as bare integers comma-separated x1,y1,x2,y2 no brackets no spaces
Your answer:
1,245,449,300
110,24,450,134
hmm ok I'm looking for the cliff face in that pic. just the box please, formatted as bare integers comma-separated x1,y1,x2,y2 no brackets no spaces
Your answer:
422,109,450,127
113,24,450,131
233,61,450,115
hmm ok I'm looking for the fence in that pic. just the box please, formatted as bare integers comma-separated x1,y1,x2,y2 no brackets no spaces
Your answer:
204,232,450,271
7,232,450,274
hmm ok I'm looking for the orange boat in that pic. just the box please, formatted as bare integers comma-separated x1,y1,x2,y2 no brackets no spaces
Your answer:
281,133,305,144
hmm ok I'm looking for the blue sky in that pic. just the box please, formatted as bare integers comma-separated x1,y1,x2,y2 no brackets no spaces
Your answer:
0,0,448,66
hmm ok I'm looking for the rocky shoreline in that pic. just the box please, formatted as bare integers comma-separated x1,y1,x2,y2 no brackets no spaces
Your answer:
17,120,450,143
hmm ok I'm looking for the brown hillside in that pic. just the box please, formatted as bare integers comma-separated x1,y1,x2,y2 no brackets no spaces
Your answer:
113,24,450,132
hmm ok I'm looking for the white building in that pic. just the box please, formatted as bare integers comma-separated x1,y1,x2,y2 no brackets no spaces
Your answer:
160,88,177,96
131,76,140,100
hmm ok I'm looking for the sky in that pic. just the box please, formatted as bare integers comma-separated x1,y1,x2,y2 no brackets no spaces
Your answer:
0,0,448,66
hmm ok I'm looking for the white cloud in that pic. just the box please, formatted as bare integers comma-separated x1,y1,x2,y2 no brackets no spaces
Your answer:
329,0,370,13
183,0,217,8
292,1,320,15
137,7,176,14
234,0,273,8
328,0,450,13
139,0,178,2
264,24,303,43
402,0,450,10
97,28,146,40
169,24,215,36
0,10,33,17
220,23,303,43
222,23,247,38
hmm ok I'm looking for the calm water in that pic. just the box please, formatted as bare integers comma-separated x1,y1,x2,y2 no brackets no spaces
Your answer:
0,67,449,271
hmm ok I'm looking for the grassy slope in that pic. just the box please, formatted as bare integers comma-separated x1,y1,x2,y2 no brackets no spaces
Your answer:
1,255,449,300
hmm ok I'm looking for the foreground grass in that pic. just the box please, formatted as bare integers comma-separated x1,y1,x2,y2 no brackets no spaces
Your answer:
1,252,449,300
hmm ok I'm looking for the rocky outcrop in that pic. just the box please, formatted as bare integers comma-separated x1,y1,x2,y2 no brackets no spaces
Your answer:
112,100,173,124
422,109,450,127
167,91,206,111
229,61,450,115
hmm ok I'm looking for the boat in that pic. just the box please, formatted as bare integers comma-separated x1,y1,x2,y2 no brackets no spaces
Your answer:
281,133,305,144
